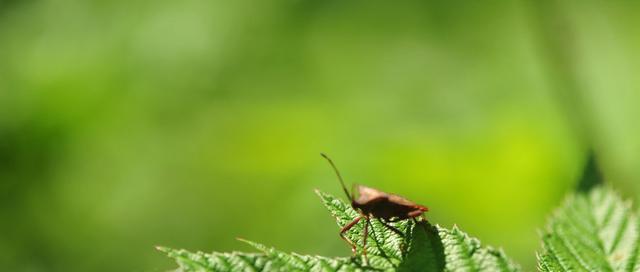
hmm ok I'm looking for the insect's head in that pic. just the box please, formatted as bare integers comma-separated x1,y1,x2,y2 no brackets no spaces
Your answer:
320,153,354,202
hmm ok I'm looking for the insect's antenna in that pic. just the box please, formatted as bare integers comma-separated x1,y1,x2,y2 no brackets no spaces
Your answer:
320,153,353,201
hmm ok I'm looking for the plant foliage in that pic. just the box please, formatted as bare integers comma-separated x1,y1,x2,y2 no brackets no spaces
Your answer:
538,187,640,271
159,190,519,271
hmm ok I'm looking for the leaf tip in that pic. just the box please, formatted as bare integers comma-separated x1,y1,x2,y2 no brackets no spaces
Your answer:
314,188,329,197
236,237,250,243
155,246,169,253
314,189,332,203
236,238,270,254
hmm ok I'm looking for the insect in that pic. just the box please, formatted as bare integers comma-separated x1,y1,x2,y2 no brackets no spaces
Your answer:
320,153,429,262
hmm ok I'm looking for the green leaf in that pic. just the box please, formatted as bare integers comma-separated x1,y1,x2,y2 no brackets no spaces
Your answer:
439,226,519,272
576,151,604,193
158,244,362,272
159,190,520,272
538,186,640,271
156,246,276,272
397,223,445,272
238,238,362,271
316,190,518,272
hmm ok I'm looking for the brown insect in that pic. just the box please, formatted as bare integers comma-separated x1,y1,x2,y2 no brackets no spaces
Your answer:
321,153,429,262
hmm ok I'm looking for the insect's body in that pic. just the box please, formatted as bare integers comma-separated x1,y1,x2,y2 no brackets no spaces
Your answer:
320,154,429,264
352,185,428,221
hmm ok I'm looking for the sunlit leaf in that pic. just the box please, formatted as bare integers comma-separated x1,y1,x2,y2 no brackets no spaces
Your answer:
159,191,519,271
538,187,640,271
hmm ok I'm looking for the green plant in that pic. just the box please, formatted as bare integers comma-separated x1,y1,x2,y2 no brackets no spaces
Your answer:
159,183,639,271
538,187,640,271
158,190,519,271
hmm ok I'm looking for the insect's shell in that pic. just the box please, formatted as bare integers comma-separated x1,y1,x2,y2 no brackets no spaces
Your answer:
352,185,427,220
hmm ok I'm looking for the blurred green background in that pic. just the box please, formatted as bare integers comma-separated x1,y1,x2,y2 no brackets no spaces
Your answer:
2,0,640,271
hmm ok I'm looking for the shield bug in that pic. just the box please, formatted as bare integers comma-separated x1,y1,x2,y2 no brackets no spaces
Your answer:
320,153,429,262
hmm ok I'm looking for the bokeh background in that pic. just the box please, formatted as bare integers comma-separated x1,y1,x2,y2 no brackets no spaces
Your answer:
2,0,640,271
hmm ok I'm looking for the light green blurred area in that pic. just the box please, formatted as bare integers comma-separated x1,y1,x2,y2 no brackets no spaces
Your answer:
2,0,640,271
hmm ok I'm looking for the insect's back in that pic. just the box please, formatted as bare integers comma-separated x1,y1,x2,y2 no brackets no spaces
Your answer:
352,185,424,220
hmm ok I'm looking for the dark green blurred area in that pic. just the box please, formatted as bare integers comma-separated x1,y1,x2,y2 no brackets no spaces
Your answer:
2,0,640,271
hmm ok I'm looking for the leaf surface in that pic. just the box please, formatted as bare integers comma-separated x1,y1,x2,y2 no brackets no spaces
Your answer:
159,191,520,272
538,187,640,272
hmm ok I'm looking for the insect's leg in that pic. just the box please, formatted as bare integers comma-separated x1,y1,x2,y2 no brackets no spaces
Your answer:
377,218,405,238
362,217,370,265
340,216,362,254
